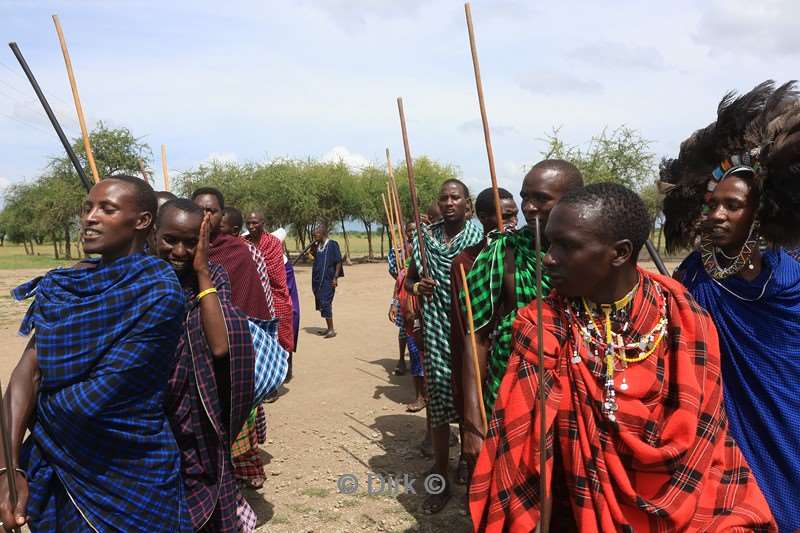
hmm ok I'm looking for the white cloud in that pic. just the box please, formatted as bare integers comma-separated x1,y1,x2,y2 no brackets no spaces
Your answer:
321,146,371,170
517,70,603,96
457,119,518,137
202,152,239,164
569,42,667,71
693,0,800,57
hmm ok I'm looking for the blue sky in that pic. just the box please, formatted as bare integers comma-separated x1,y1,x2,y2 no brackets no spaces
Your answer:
1,0,798,198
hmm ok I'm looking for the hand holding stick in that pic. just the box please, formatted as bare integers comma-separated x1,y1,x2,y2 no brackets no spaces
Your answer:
0,382,22,533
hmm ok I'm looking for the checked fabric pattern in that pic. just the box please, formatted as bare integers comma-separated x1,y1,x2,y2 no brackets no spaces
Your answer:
14,254,191,532
464,227,550,416
249,316,289,405
166,262,256,532
244,241,276,319
412,220,483,427
470,269,775,532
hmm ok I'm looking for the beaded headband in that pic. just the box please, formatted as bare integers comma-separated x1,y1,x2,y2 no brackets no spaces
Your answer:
704,148,762,202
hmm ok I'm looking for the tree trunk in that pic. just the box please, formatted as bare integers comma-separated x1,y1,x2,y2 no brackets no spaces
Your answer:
23,240,29,255
29,238,36,255
339,216,353,265
52,233,60,259
361,219,374,259
64,224,72,259
34,235,43,245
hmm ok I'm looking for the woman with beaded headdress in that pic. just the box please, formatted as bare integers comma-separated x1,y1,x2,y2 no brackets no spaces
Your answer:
663,80,800,532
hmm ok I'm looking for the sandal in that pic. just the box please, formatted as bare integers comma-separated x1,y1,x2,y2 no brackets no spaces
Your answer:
405,398,426,413
323,330,337,339
393,362,407,376
421,490,451,515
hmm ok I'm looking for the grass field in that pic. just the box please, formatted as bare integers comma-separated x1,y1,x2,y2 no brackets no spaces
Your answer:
0,234,389,270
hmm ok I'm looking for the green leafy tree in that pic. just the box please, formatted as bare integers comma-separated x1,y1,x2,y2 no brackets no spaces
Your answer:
540,126,656,190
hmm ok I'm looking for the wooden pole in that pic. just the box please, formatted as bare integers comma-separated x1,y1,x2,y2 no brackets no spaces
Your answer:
386,182,405,264
52,14,100,184
161,144,170,192
534,215,550,532
459,263,488,435
396,97,429,276
385,148,407,251
464,3,503,232
0,381,22,533
382,191,400,262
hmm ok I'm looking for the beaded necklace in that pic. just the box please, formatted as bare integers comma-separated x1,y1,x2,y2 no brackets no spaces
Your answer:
567,278,669,422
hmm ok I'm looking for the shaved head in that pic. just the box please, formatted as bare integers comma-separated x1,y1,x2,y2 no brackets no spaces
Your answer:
527,159,583,191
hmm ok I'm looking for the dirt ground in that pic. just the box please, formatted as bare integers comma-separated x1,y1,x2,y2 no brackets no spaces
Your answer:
0,258,679,533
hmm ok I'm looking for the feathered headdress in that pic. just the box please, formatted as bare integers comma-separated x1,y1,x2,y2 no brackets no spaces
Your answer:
661,80,800,252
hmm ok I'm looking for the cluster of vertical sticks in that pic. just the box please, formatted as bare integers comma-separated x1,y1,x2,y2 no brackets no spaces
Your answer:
391,4,549,529
381,149,407,266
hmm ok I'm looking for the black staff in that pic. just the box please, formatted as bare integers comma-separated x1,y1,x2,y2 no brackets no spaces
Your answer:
8,42,92,192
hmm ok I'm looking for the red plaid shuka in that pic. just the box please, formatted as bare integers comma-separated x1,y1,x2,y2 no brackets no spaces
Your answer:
250,233,294,351
470,269,775,532
208,233,270,320
244,241,276,319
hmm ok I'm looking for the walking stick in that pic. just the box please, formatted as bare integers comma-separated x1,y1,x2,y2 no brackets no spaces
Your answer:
382,192,401,262
161,145,170,192
645,240,669,276
385,184,404,264
53,15,100,185
0,381,22,533
8,43,92,192
396,97,429,277
386,149,407,253
533,216,550,533
459,264,488,435
464,3,503,232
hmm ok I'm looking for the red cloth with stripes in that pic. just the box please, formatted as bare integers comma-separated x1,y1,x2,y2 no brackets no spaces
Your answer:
469,269,775,532
207,233,270,320
249,232,294,351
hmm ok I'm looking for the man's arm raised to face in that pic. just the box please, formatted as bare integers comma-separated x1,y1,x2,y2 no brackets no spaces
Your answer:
0,336,40,529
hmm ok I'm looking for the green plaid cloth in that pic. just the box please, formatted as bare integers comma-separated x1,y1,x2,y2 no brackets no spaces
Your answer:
463,227,550,416
413,220,483,427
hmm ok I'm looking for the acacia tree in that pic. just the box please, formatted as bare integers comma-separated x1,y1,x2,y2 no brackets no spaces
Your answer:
540,126,656,190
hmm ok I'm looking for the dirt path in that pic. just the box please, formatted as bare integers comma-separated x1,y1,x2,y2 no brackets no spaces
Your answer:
0,259,680,532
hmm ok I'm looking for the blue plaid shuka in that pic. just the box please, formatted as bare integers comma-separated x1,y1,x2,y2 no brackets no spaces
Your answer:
13,254,191,533
249,317,289,406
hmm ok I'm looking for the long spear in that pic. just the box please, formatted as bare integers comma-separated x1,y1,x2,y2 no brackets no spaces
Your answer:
396,97,429,276
53,14,100,185
161,144,170,192
8,43,92,192
0,381,22,533
534,216,550,532
464,3,503,232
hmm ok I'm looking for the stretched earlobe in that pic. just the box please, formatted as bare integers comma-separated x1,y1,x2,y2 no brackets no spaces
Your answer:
611,240,634,267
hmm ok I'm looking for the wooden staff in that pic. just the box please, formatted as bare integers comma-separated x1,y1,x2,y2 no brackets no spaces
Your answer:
8,42,91,191
53,14,100,185
386,182,405,264
161,144,170,192
464,3,503,232
459,263,488,435
396,97,429,276
381,192,400,262
0,381,22,533
385,149,407,251
534,216,550,532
